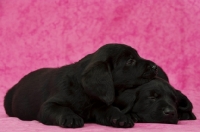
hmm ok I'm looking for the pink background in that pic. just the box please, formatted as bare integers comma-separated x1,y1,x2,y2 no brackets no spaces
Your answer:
0,0,200,132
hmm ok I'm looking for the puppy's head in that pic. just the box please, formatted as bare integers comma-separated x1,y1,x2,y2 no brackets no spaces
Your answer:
114,78,196,124
81,43,157,105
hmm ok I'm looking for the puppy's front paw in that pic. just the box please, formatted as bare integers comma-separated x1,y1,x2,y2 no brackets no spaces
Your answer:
58,114,84,128
109,114,134,128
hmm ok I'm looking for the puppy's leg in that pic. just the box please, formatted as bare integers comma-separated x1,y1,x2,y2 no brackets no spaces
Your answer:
91,105,134,128
37,99,84,128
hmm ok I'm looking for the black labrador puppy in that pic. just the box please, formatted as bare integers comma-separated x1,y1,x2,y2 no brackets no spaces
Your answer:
4,43,159,128
114,78,196,124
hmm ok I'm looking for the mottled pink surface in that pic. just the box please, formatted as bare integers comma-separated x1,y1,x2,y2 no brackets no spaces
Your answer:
0,0,200,132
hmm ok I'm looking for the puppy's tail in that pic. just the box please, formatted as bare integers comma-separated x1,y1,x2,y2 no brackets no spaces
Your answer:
4,87,15,117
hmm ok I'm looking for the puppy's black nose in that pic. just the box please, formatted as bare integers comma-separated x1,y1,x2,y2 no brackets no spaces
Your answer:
147,64,157,70
163,107,175,117
151,65,157,70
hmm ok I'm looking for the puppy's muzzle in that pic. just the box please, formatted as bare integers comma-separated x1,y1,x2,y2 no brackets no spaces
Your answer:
142,62,158,79
162,107,178,124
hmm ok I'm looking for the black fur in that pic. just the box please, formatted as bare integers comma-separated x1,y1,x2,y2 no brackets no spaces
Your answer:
4,43,159,128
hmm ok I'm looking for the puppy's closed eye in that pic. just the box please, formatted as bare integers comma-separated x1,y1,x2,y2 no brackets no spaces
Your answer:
126,58,136,66
148,92,159,101
148,96,156,101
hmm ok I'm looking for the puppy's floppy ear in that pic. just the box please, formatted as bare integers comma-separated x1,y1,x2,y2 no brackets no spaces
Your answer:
113,89,137,114
175,90,196,120
81,58,114,105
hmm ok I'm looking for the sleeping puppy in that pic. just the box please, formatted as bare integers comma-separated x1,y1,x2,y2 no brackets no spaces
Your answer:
114,78,196,124
4,43,160,128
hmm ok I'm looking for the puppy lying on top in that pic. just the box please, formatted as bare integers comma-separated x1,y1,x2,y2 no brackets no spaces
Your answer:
4,43,195,128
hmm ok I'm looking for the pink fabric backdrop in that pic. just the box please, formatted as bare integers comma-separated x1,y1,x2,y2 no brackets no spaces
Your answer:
0,0,200,132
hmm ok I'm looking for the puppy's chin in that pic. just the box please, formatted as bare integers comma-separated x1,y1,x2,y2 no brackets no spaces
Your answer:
132,77,157,87
142,71,157,79
142,119,178,124
137,117,178,124
130,113,178,124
